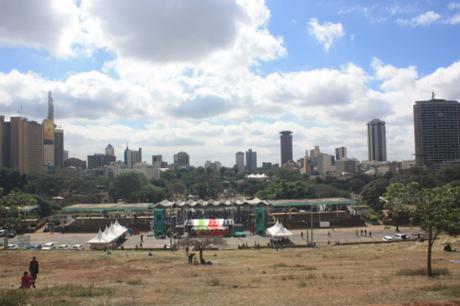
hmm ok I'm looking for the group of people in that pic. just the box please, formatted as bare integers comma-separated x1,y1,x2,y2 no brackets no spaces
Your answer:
20,257,39,289
356,229,372,237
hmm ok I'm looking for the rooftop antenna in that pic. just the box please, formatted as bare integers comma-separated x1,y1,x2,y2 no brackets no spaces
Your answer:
432,91,435,100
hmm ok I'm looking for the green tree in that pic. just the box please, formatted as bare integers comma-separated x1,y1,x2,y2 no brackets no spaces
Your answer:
0,168,27,195
384,182,460,276
382,182,417,232
110,172,148,202
360,178,389,210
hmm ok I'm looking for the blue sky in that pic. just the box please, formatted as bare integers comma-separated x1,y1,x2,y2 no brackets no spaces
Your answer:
0,0,459,166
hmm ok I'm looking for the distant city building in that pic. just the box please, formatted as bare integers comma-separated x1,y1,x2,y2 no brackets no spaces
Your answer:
54,129,64,168
174,151,190,169
414,95,460,170
108,161,160,180
48,91,54,121
42,118,54,166
336,158,357,175
204,160,222,173
362,161,399,176
105,144,115,156
400,160,416,170
124,146,142,168
0,116,44,174
87,153,116,169
280,131,293,165
63,150,69,161
367,119,387,161
335,146,347,161
262,162,272,171
235,152,245,173
310,146,321,159
316,153,333,176
152,155,163,168
64,157,86,170
245,149,257,174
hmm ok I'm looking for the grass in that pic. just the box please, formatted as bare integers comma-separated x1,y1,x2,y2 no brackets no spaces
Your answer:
397,267,450,277
0,238,459,305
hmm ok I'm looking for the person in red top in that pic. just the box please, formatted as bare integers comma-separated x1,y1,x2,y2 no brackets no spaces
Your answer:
21,271,32,289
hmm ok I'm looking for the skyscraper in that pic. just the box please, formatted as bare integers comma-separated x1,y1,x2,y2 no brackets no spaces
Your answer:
335,146,347,161
9,117,27,173
54,129,64,168
42,118,55,166
0,116,9,167
414,95,460,170
367,119,387,161
235,151,245,173
105,144,115,156
48,91,54,121
245,149,257,173
27,121,43,174
124,146,142,168
152,155,163,168
174,152,190,169
280,131,293,165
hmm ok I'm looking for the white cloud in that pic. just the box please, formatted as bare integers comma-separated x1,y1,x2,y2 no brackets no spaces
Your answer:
307,18,344,51
445,13,460,24
397,11,441,27
448,2,460,10
0,0,81,56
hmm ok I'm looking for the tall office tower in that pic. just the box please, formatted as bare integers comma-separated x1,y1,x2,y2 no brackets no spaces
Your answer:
174,151,190,169
126,147,142,168
48,91,54,121
335,146,347,161
280,131,293,165
245,149,257,173
63,150,69,161
27,121,43,174
317,153,333,176
414,95,460,170
105,144,115,156
87,153,116,169
0,116,9,167
310,146,321,159
235,151,245,173
9,117,28,173
367,119,387,161
42,118,55,166
152,155,163,168
54,129,64,168
303,151,311,175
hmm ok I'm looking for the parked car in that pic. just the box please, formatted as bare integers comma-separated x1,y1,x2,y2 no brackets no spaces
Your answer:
0,229,5,237
42,242,55,250
58,244,70,250
8,243,19,250
7,231,16,238
382,233,408,241
25,244,42,250
72,244,84,251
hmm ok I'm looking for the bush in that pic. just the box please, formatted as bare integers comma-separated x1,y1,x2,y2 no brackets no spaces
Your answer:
0,290,29,306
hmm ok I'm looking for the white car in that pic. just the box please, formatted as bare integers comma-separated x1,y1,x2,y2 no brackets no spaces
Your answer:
382,233,408,241
58,244,70,250
42,242,56,250
8,243,19,250
72,244,84,251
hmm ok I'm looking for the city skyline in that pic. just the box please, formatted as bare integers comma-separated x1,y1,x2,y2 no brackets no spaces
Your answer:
0,1,460,166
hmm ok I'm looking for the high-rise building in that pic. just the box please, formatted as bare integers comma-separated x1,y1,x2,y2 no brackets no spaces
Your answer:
63,150,69,161
152,155,163,168
42,118,54,166
204,160,222,173
280,131,293,165
235,152,245,173
174,151,190,169
317,153,333,176
335,146,347,161
0,116,10,167
336,158,357,175
105,144,115,156
310,146,321,159
367,119,387,161
124,146,142,168
48,91,54,121
414,95,460,170
54,129,64,168
27,121,43,174
9,117,27,173
87,153,116,169
245,149,257,173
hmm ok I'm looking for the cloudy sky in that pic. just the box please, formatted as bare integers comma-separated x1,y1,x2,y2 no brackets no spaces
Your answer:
1,0,460,167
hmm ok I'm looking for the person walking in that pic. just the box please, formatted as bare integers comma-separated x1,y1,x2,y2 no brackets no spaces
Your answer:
29,257,39,288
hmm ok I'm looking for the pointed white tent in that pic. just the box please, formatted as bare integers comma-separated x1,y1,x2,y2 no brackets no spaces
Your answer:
87,220,128,249
266,221,293,238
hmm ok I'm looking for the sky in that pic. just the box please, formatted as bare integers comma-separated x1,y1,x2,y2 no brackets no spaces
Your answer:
0,0,460,167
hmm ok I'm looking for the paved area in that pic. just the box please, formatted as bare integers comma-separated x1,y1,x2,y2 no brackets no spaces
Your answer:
5,225,422,250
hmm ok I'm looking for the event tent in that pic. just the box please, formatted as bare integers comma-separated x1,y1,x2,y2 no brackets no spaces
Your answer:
266,221,293,237
87,220,128,249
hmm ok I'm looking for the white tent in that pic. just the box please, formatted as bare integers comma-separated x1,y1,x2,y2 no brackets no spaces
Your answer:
266,221,293,238
87,221,128,249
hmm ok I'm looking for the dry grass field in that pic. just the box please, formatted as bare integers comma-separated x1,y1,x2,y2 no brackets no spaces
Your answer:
1,238,459,306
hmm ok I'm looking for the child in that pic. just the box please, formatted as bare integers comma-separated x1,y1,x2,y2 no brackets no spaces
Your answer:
21,271,32,289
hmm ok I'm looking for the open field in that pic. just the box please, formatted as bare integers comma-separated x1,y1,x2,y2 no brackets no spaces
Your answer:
1,238,460,306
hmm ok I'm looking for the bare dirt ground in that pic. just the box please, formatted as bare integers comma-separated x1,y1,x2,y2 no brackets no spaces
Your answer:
1,237,459,306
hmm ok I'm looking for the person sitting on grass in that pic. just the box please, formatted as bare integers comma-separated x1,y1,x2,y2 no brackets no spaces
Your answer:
20,271,32,289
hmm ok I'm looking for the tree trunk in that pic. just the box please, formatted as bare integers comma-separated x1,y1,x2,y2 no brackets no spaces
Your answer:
427,225,432,277
199,248,204,264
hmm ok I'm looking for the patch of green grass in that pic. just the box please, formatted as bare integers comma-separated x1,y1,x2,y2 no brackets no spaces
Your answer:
32,284,114,298
397,268,450,277
127,279,143,286
425,284,460,298
0,289,29,306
